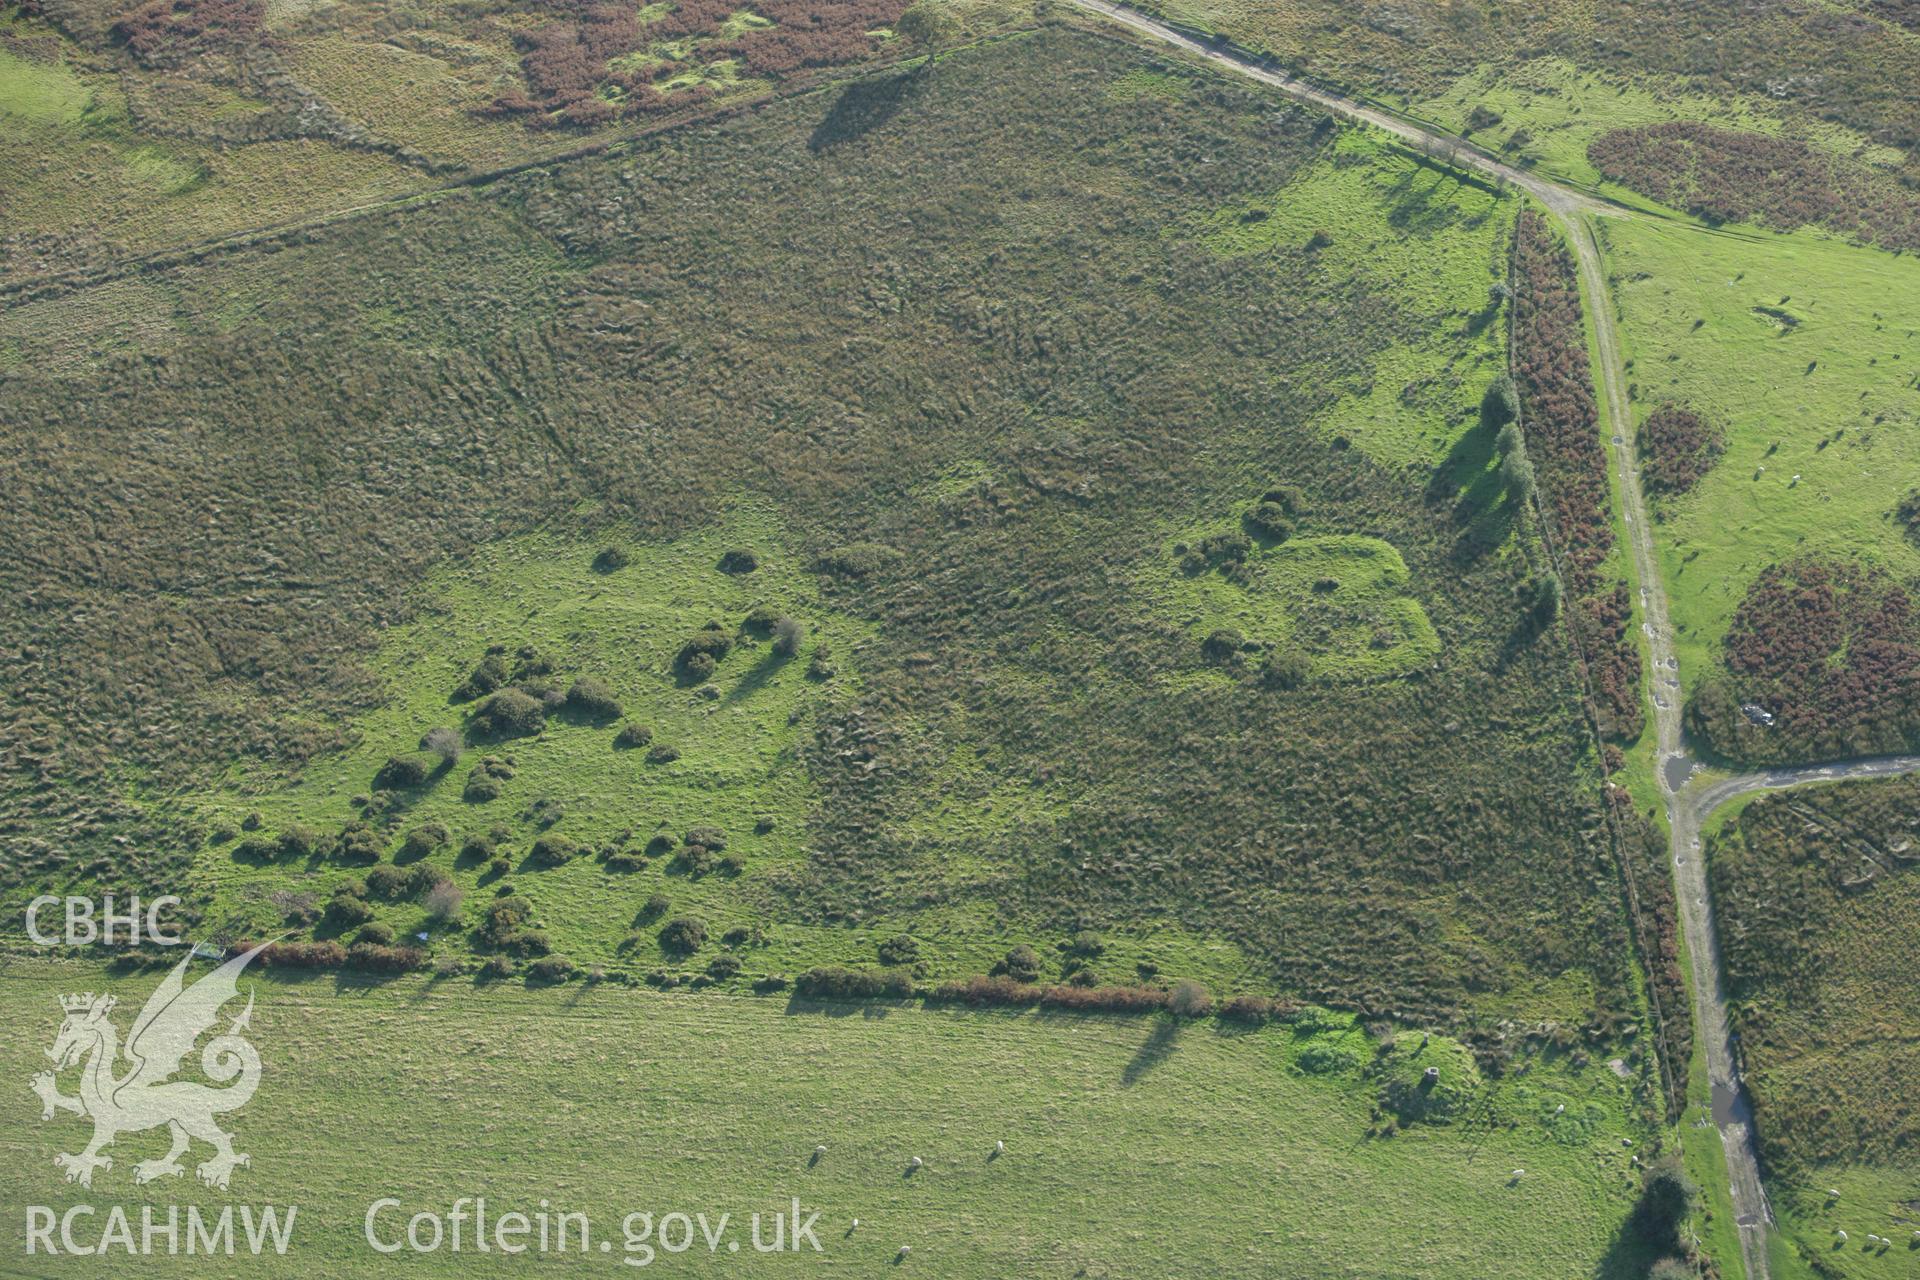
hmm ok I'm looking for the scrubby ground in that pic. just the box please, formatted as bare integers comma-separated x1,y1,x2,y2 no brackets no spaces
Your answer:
0,0,1026,280
1598,217,1920,764
0,960,1663,1278
0,29,1644,1043
1705,775,1920,1275
1131,0,1920,203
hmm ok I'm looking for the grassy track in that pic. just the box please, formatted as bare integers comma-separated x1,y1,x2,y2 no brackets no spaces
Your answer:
0,961,1658,1277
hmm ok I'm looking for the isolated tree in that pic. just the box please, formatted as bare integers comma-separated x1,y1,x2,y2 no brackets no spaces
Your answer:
1501,445,1536,502
895,1,960,67
421,726,463,765
772,616,805,658
1482,374,1518,431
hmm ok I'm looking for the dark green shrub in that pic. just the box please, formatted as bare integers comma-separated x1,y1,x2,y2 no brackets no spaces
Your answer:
997,944,1043,983
232,836,277,864
458,833,494,865
744,603,781,633
404,863,449,897
752,974,790,994
707,953,742,979
1202,628,1245,663
399,822,448,860
682,651,716,682
356,922,396,947
1629,1161,1695,1258
528,834,578,868
487,856,511,878
592,546,629,572
772,616,805,657
718,854,746,875
1262,649,1312,689
718,547,759,573
1261,486,1305,515
685,825,727,852
455,651,510,702
463,756,514,802
1245,501,1294,541
639,892,671,921
877,934,919,966
480,895,533,948
278,824,325,860
323,893,375,929
331,822,382,864
1522,572,1563,626
613,721,653,749
365,865,407,898
564,677,622,722
1480,374,1518,430
1898,490,1920,548
528,955,577,983
1066,930,1104,958
479,955,516,980
513,929,553,957
815,543,899,577
659,916,707,954
373,753,433,791
645,833,676,856
646,742,680,764
471,688,545,739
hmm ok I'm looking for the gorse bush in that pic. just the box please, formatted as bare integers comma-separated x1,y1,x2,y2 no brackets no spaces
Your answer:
563,677,622,722
876,934,919,966
659,916,707,954
528,834,579,868
471,688,545,739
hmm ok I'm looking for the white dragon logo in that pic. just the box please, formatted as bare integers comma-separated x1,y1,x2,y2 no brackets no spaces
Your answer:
30,945,266,1190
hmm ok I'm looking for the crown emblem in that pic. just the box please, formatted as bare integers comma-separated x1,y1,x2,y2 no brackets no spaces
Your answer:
59,992,112,1015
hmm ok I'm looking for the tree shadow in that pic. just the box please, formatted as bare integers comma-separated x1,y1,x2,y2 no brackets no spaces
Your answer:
1121,1016,1182,1087
722,648,792,706
1426,419,1512,564
809,71,920,153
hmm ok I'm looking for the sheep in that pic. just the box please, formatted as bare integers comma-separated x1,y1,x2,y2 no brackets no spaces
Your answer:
910,1155,923,1169
1835,1230,1847,1242
897,1245,911,1260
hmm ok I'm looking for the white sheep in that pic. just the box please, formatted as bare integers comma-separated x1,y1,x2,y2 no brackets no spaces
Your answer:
910,1155,923,1169
897,1245,912,1259
1835,1230,1847,1243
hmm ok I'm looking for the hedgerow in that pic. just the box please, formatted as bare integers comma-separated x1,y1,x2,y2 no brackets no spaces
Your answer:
1511,209,1644,742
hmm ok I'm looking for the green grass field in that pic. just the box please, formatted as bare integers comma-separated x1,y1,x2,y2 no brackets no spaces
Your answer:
0,960,1663,1277
1599,217,1920,696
